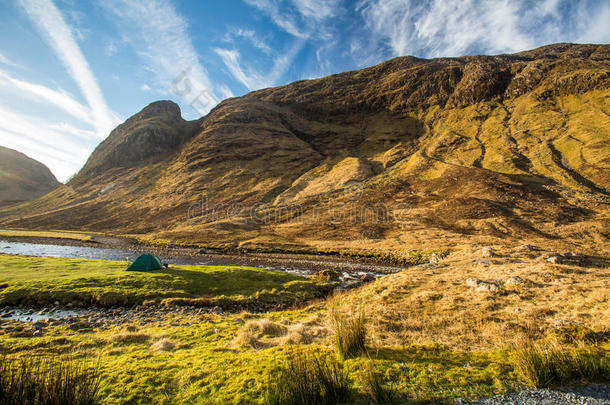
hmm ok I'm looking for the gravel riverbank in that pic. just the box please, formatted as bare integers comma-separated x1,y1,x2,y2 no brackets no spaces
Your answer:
467,384,610,405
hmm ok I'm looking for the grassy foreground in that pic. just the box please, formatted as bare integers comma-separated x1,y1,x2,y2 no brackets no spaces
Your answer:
0,253,607,404
0,255,332,309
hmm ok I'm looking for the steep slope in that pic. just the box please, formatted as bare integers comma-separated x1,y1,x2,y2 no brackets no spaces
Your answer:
0,146,60,207
1,44,609,254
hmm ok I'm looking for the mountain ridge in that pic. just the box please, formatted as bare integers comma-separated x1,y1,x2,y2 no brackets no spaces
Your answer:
1,43,609,254
0,146,60,208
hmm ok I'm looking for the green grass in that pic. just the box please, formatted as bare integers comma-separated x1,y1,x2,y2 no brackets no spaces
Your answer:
512,342,610,388
0,354,101,405
0,317,523,404
265,349,352,405
0,230,93,242
0,254,333,308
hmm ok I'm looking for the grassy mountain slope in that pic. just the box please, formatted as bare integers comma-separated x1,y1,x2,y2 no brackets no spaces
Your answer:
0,146,60,208
1,43,608,254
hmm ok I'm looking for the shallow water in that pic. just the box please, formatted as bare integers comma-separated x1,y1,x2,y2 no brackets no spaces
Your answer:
1,308,85,322
0,240,391,276
0,240,142,262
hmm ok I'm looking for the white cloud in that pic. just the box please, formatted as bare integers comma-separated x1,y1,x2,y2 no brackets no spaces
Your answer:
18,0,118,137
576,1,610,43
0,68,92,124
225,28,273,54
139,84,151,92
0,52,23,69
216,84,234,100
290,0,338,20
101,0,219,115
0,104,97,181
216,40,304,91
243,0,309,38
358,0,610,59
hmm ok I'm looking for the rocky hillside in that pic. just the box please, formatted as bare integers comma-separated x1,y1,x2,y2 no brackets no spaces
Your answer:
1,43,609,254
0,146,60,207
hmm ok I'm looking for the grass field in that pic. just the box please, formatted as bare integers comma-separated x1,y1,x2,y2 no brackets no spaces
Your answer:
0,229,94,242
0,255,332,308
0,251,607,404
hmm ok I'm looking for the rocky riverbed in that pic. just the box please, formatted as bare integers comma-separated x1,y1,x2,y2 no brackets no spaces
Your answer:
0,305,226,337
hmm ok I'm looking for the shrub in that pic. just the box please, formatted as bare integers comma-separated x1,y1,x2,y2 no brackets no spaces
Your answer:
265,350,351,405
360,361,395,404
329,304,367,359
512,342,610,388
0,355,101,405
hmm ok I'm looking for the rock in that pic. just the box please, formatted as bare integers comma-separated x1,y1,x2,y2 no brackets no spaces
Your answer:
518,244,536,251
466,278,481,287
429,253,442,265
360,273,376,283
505,276,525,286
466,278,499,292
54,301,60,306
210,306,223,315
547,255,564,264
334,280,364,292
480,247,497,257
476,282,499,292
312,269,341,282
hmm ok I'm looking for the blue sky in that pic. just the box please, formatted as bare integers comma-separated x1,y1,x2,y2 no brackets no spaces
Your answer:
0,0,608,182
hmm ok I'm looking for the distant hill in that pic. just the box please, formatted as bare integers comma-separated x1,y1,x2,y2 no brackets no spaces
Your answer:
1,43,608,254
0,146,60,208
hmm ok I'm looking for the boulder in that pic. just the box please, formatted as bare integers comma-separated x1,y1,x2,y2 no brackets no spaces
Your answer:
476,282,499,292
429,253,442,265
505,276,525,286
480,247,497,257
547,255,564,264
466,278,500,292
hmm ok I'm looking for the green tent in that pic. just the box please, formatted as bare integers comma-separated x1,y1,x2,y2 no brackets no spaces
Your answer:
126,253,163,271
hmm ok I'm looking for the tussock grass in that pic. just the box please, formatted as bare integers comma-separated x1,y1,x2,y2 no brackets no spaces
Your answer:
0,355,101,405
150,338,177,352
512,341,610,388
265,349,351,405
233,330,265,349
108,332,150,344
360,360,396,404
243,319,286,337
329,303,367,359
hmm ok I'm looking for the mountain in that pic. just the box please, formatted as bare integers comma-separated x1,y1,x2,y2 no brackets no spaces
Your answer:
1,43,608,254
0,146,60,208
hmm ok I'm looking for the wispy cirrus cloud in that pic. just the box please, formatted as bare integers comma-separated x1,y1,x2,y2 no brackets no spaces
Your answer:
357,0,610,59
243,0,341,39
0,52,23,69
0,69,92,124
18,0,118,137
100,0,219,116
215,40,304,91
224,28,273,55
0,103,97,181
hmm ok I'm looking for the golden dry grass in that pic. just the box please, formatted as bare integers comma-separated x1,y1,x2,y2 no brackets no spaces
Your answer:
330,244,609,350
0,229,93,242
